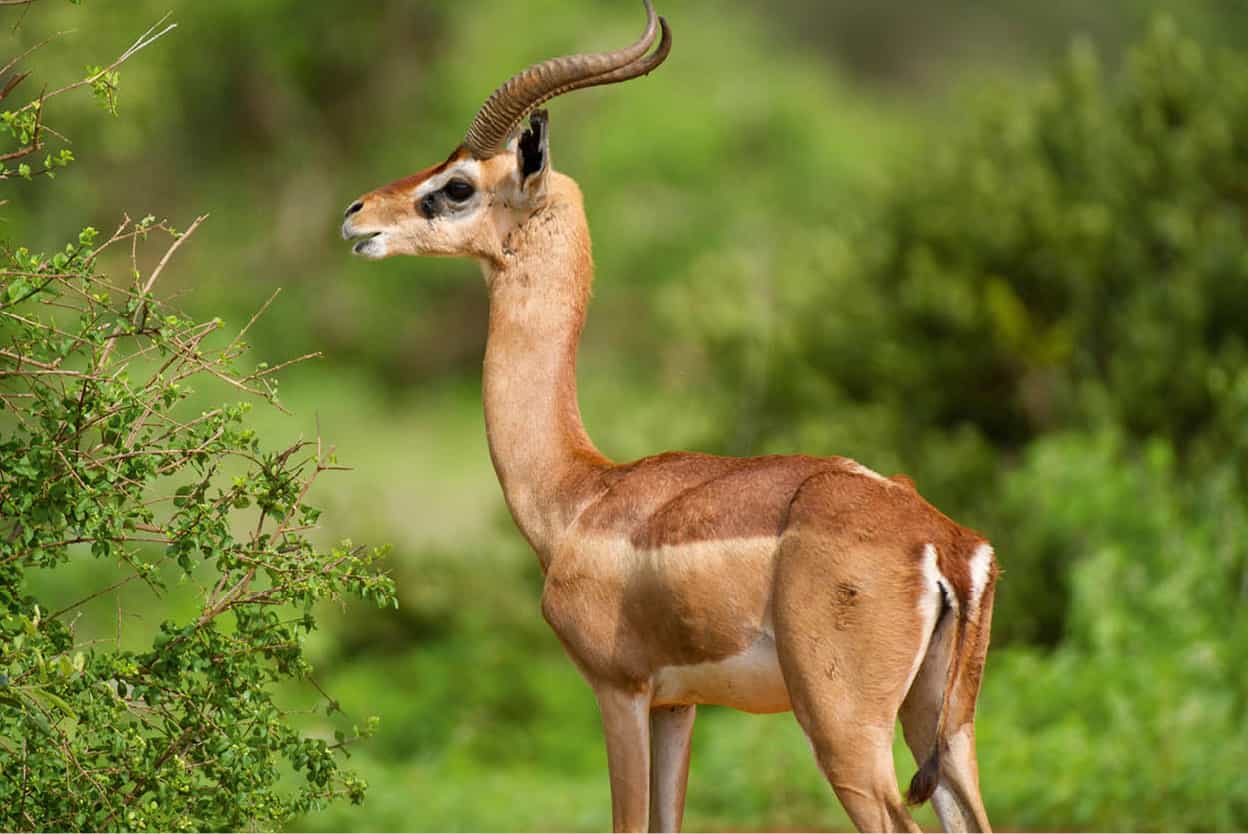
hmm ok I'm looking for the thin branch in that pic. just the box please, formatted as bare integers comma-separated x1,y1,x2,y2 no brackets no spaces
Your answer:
242,351,322,381
0,346,56,369
47,569,148,622
92,216,203,372
0,92,43,163
141,214,206,296
14,15,177,112
227,287,280,354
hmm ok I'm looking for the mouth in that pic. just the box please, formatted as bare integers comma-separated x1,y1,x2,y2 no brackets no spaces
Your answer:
342,226,386,258
348,231,379,251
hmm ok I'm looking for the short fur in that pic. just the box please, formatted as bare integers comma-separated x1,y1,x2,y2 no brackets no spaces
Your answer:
342,59,998,834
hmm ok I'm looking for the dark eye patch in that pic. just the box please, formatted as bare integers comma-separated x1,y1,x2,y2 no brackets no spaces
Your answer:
443,179,474,202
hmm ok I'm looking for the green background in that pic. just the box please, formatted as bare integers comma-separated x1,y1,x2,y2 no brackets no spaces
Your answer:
6,0,1248,829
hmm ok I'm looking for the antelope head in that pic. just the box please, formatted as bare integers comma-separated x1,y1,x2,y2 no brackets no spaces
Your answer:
341,0,671,266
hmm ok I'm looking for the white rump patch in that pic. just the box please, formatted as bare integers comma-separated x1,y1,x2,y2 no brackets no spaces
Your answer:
921,543,940,590
902,544,949,696
924,543,957,615
967,543,994,619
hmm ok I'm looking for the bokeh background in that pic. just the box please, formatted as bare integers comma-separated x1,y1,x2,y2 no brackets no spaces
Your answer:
6,0,1248,829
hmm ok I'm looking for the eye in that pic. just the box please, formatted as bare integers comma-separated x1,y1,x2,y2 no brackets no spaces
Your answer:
443,179,475,202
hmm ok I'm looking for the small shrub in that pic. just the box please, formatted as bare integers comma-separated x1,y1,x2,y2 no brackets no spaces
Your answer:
0,13,394,832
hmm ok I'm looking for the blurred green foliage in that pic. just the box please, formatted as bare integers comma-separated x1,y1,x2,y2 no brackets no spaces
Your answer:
981,431,1248,830
667,19,1248,649
661,17,1248,830
3,0,1247,831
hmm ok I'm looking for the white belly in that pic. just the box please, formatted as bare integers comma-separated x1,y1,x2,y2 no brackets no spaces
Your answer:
652,634,791,714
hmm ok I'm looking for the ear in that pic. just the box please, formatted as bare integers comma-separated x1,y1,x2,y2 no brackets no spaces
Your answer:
515,109,550,207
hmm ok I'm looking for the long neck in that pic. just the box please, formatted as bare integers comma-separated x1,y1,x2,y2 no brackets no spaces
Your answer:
482,176,609,565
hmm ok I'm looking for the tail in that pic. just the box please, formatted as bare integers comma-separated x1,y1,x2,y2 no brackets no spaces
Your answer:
906,541,996,806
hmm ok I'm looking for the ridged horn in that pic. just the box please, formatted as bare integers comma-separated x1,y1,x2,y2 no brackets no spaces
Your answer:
463,0,672,160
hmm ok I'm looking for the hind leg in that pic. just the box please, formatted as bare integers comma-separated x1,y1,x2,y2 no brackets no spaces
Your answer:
899,589,994,832
899,614,975,832
773,534,933,832
801,717,919,832
900,698,990,833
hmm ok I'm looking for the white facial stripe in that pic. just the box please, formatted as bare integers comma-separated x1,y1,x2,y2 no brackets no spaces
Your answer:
416,160,482,198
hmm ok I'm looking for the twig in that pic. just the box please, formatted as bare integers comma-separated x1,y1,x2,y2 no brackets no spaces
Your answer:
92,215,205,373
243,351,322,381
14,15,177,113
227,287,280,354
141,214,206,296
47,570,145,622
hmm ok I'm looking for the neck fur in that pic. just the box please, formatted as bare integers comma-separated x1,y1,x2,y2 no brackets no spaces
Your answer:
481,173,609,565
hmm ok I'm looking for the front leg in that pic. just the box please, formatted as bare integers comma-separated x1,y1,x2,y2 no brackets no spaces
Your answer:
595,685,652,833
649,705,696,833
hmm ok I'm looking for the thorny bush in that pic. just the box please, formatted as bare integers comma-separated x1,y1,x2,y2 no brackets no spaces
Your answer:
0,12,395,832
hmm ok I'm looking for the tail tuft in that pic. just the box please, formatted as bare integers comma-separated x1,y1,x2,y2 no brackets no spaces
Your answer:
906,744,942,806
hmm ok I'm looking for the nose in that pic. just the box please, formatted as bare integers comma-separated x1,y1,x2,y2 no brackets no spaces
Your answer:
344,200,364,218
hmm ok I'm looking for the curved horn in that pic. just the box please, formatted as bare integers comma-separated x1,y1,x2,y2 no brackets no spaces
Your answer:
531,18,672,109
463,1,671,160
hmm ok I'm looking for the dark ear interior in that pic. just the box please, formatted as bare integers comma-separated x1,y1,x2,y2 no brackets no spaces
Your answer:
518,109,549,181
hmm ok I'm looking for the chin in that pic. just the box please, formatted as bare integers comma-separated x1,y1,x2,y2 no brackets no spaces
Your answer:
351,235,389,259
